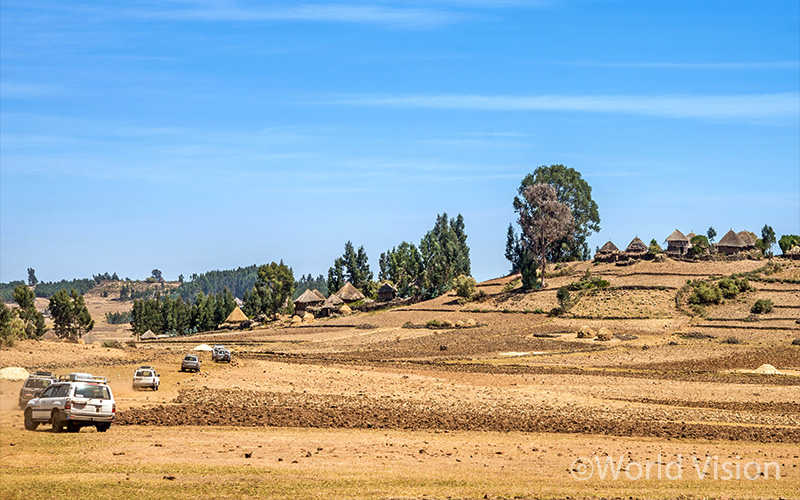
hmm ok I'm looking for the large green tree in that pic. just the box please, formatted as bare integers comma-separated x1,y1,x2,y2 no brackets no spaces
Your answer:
27,268,38,286
379,241,424,298
48,289,94,340
13,284,46,338
419,213,471,298
513,165,600,262
517,183,574,288
251,261,295,319
760,224,776,258
328,241,373,294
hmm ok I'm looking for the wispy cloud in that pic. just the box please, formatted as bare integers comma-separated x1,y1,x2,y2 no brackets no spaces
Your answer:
325,92,800,121
542,61,800,70
122,2,468,28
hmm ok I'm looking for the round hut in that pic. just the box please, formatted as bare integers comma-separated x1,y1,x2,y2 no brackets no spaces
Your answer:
717,230,747,255
293,289,326,317
595,241,620,262
665,230,690,256
334,282,366,304
622,236,648,260
377,282,397,302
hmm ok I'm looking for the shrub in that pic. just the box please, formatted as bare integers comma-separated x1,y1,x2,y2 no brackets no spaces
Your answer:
452,275,477,300
533,308,545,314
689,235,710,257
688,282,722,305
778,234,800,255
717,278,739,299
426,319,442,328
502,278,521,293
722,336,742,345
751,299,774,314
567,275,609,291
548,306,563,317
690,304,707,317
556,287,571,308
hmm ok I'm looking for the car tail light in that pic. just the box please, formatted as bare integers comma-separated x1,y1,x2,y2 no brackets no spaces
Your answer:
65,399,72,410
112,403,116,413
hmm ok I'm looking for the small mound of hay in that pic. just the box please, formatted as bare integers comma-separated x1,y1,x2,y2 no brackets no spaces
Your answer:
339,304,352,315
0,367,30,380
290,315,303,324
596,328,613,342
577,326,595,339
754,364,780,375
193,344,213,351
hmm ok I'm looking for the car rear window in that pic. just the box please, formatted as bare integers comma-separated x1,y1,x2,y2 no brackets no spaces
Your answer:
74,383,111,400
25,379,52,389
136,370,153,377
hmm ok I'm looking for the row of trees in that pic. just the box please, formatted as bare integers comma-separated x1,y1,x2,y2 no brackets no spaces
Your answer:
131,289,237,336
172,265,258,300
377,213,471,299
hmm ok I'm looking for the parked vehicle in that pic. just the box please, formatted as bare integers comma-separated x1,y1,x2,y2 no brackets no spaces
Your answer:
212,346,231,362
24,373,115,433
18,371,59,409
132,367,160,390
180,354,201,372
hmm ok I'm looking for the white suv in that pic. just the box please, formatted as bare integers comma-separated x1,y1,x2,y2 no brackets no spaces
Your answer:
24,373,115,433
132,366,160,391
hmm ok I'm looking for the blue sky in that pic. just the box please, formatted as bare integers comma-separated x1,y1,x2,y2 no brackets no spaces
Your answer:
1,0,798,284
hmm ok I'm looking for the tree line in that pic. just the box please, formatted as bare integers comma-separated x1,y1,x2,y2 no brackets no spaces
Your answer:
131,289,237,336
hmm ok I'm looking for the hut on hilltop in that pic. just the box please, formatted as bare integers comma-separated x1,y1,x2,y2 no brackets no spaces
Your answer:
717,230,747,255
665,230,690,256
293,289,326,316
377,282,397,302
334,282,366,304
595,241,620,262
622,237,648,260
737,231,757,250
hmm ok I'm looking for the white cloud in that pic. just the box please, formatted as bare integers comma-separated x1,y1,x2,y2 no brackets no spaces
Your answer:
327,92,800,121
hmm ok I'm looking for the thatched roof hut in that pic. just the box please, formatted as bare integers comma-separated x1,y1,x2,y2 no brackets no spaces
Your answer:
41,331,59,342
377,282,397,302
293,289,326,316
334,282,365,303
625,237,648,253
737,231,757,249
225,306,248,323
81,332,101,344
312,289,326,300
319,294,344,317
140,330,157,340
595,241,620,262
665,230,690,255
717,230,746,255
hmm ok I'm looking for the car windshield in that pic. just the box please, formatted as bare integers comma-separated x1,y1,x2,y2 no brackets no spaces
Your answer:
184,356,196,361
26,379,52,389
74,383,111,400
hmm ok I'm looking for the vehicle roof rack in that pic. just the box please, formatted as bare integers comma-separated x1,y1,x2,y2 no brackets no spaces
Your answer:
32,371,57,377
58,373,108,383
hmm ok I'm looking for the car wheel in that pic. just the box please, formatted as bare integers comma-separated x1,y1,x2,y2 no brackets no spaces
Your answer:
24,409,39,431
95,423,111,432
51,411,63,433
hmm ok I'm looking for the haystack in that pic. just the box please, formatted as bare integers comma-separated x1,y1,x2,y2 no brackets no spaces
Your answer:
339,304,352,315
596,327,613,341
754,364,780,375
334,282,365,303
717,229,746,255
577,326,595,339
193,344,213,351
0,367,29,380
140,330,157,340
225,306,248,323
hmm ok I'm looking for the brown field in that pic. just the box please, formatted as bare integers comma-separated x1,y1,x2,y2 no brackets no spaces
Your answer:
2,258,800,499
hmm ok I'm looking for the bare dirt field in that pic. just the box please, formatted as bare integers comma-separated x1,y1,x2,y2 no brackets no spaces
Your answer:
2,258,799,499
